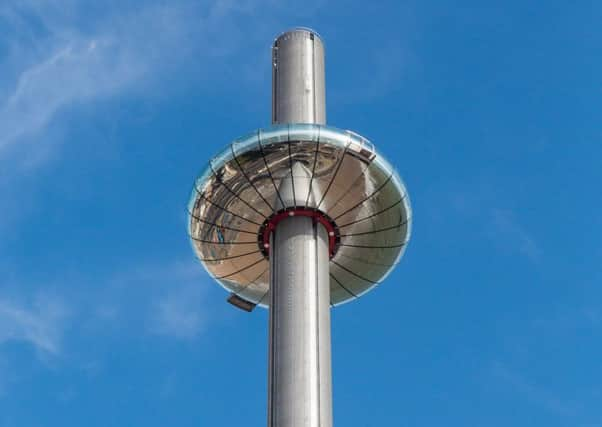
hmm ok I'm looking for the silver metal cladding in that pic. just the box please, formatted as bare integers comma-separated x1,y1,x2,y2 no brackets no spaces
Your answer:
272,28,326,125
270,34,331,425
268,215,332,426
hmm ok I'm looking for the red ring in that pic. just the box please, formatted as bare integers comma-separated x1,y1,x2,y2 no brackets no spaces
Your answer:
259,208,339,258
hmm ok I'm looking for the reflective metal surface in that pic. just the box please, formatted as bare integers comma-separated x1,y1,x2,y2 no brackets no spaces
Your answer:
268,215,332,427
270,29,332,427
188,124,412,307
272,28,326,124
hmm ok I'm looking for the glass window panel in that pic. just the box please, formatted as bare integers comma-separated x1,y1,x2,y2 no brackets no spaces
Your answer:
318,126,348,149
329,280,355,306
308,133,350,210
318,152,372,213
232,133,279,215
258,128,291,209
333,246,399,281
234,267,270,306
210,145,235,171
193,176,264,234
260,125,290,145
231,130,260,154
333,165,404,228
327,158,390,221
346,130,375,163
339,219,409,248
193,162,215,195
330,261,377,299
220,164,272,220
288,123,320,142
193,241,260,261
289,140,320,207
206,253,266,282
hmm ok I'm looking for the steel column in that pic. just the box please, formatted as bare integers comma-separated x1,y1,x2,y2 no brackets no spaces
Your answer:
268,28,333,427
272,28,326,125
268,217,332,427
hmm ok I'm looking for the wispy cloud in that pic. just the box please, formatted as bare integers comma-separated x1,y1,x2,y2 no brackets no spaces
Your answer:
0,258,220,398
1,2,145,150
441,188,542,263
80,259,216,342
0,0,311,155
0,0,288,238
88,259,215,341
0,38,143,148
490,208,541,262
149,283,207,340
0,259,216,361
492,361,580,417
330,39,414,106
0,294,69,355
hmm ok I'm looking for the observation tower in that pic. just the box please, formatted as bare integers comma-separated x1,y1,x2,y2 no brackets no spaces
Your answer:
188,28,412,427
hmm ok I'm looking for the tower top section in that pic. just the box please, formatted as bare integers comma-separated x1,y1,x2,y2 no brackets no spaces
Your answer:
274,27,325,44
272,28,326,125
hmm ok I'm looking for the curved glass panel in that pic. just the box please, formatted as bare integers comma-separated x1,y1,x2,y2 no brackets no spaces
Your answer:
188,124,412,307
231,131,277,215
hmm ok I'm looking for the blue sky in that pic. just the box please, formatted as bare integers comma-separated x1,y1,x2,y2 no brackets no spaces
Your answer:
1,1,601,426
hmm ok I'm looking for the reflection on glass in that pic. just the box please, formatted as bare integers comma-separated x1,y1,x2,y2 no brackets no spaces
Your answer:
188,124,412,307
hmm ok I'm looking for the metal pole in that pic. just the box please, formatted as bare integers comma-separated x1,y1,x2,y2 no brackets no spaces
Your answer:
272,28,326,125
268,28,333,427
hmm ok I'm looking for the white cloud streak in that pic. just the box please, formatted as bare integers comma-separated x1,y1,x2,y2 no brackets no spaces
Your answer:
0,0,305,153
492,361,580,418
442,188,542,263
81,259,216,342
0,294,68,355
1,37,143,147
1,2,142,150
150,284,206,340
0,259,215,360
490,208,541,262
